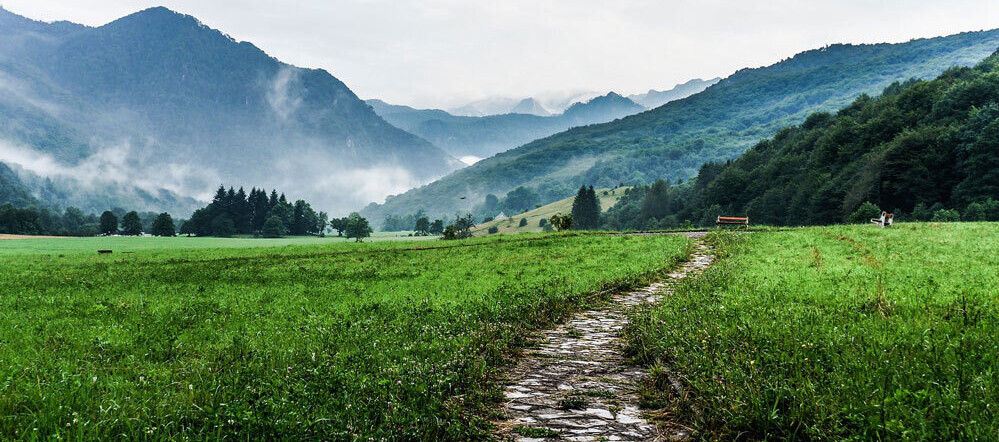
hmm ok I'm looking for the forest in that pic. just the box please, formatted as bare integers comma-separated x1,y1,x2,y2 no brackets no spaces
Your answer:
601,50,999,229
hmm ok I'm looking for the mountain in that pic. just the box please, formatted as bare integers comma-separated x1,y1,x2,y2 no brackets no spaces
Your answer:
368,92,645,160
628,78,721,109
605,50,999,229
509,98,551,116
361,29,999,222
0,6,459,215
449,97,521,117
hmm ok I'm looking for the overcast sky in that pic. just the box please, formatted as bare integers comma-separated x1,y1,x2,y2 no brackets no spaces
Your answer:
4,0,999,109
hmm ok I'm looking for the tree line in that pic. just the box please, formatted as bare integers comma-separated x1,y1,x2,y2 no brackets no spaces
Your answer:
0,204,179,237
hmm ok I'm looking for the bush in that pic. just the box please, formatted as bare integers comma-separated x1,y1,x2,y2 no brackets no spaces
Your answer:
519,218,528,227
911,202,933,221
487,226,499,234
848,201,882,224
931,208,961,222
964,202,987,221
262,216,284,238
539,218,548,227
550,214,572,231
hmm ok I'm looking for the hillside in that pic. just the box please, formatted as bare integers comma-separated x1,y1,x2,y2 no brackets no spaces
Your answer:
368,92,645,160
361,29,999,221
611,50,999,228
471,187,628,235
0,6,459,215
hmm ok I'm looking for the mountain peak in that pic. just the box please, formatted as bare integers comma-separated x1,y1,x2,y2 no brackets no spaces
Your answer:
107,6,204,30
510,98,551,116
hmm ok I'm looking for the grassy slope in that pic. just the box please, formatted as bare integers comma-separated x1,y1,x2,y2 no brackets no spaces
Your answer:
472,187,629,236
0,233,690,440
629,223,999,439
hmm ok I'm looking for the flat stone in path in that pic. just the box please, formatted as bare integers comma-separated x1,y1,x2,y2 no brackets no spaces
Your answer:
495,235,714,441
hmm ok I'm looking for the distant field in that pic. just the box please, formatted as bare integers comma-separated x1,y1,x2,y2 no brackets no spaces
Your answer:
0,231,432,256
0,232,691,440
473,187,630,236
629,223,999,439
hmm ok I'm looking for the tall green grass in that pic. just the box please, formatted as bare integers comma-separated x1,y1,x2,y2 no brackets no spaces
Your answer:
628,223,999,440
0,233,690,440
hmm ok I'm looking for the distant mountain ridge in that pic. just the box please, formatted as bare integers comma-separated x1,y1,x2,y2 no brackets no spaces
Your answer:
628,78,721,109
0,6,459,215
367,92,644,160
361,29,999,222
509,98,551,116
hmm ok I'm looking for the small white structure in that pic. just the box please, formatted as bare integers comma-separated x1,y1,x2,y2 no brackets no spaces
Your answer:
871,211,894,228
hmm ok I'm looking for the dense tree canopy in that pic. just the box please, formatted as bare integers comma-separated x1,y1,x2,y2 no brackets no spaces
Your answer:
150,212,176,236
344,212,372,242
99,211,118,235
121,211,143,235
603,51,999,229
183,185,325,237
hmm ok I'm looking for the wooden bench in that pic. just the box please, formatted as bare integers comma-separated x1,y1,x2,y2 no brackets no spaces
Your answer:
870,212,894,228
716,216,749,228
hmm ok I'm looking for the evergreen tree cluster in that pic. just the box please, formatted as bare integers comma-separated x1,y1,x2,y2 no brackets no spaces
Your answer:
182,185,326,237
570,185,601,230
604,51,999,229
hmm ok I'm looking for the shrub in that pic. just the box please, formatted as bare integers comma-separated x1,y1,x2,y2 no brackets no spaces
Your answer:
931,208,961,222
539,218,548,227
964,202,987,221
519,218,528,227
550,213,572,231
911,202,932,221
848,201,882,224
487,226,499,234
262,216,285,238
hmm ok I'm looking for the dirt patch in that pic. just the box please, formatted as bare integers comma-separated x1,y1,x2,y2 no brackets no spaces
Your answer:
0,234,69,240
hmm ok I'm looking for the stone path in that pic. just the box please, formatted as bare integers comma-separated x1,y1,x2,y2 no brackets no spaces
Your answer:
495,234,714,441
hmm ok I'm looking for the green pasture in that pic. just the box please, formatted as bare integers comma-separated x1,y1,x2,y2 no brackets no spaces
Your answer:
0,231,432,256
0,232,691,440
628,223,999,440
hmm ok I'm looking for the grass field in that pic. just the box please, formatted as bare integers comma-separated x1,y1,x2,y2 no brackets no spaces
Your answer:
628,223,999,440
0,232,690,440
0,232,433,256
472,187,629,236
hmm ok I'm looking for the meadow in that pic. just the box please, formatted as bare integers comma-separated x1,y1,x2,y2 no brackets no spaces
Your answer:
0,233,690,440
0,232,433,256
628,223,999,440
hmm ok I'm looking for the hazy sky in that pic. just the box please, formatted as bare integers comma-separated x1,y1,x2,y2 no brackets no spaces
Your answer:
4,0,999,109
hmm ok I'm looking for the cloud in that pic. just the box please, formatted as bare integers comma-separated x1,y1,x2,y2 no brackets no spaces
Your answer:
0,139,221,205
266,67,303,120
0,71,63,116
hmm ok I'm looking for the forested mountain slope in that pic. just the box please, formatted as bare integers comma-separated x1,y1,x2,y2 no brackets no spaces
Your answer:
0,7,458,215
606,50,999,229
362,29,999,221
